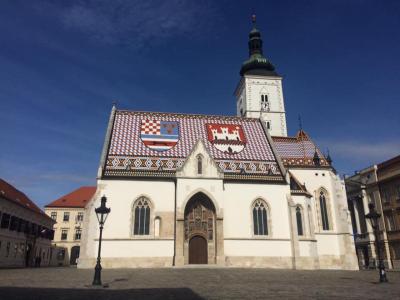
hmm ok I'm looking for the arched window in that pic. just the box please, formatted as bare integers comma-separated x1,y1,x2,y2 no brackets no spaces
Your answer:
296,206,304,236
133,197,150,235
319,191,330,230
260,94,270,112
253,199,269,235
197,155,203,175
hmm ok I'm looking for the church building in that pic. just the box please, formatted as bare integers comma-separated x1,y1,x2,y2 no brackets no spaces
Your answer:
78,18,358,270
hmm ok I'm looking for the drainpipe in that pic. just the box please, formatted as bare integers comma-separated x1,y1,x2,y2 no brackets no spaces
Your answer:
172,179,177,266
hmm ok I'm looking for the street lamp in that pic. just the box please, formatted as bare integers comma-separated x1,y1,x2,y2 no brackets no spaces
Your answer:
365,202,388,283
92,195,111,286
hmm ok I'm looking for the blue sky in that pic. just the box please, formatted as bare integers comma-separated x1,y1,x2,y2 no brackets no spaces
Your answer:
1,0,399,208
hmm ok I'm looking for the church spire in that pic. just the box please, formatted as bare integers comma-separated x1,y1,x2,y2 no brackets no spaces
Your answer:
240,15,278,76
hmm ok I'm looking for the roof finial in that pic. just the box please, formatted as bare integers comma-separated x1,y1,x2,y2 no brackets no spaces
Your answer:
112,99,118,108
251,13,257,27
298,114,303,131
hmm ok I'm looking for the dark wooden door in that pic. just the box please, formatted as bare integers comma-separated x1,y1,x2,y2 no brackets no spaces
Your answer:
70,246,80,265
189,235,208,264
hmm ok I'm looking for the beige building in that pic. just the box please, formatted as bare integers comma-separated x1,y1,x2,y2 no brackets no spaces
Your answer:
0,178,55,268
345,154,400,269
45,186,96,265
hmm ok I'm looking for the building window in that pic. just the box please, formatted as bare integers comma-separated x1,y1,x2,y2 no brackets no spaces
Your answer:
266,121,271,130
61,229,68,240
50,212,57,221
319,191,330,230
386,214,396,231
133,197,151,235
197,155,203,175
381,188,391,203
76,212,84,222
253,199,269,236
75,228,82,240
261,94,270,112
296,206,304,236
396,185,400,200
6,242,10,257
0,213,11,229
63,212,70,222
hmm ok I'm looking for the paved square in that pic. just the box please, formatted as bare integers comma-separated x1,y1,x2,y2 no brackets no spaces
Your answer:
0,267,399,299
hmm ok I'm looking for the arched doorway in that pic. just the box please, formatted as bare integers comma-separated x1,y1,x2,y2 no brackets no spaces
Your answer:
189,236,208,264
70,246,80,265
184,192,216,264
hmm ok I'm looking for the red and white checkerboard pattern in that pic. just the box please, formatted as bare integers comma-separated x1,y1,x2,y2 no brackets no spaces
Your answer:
141,120,161,135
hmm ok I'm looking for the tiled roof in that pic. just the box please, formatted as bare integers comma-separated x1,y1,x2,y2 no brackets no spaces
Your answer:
0,178,46,215
272,130,330,167
45,186,96,208
289,172,312,197
103,110,284,181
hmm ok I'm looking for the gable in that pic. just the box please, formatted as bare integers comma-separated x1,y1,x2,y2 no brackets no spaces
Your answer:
102,110,284,181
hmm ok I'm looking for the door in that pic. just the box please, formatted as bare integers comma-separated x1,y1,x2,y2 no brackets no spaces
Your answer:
189,235,208,264
70,246,80,265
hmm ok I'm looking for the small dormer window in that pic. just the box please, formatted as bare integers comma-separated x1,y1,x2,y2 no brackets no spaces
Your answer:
197,155,203,175
261,94,270,112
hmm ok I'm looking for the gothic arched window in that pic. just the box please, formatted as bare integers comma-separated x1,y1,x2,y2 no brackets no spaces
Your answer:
253,199,269,235
319,191,330,230
197,155,203,175
296,206,304,236
133,197,151,235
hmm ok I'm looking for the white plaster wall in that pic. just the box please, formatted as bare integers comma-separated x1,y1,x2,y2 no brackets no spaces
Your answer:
224,240,292,256
315,234,340,255
83,179,175,259
299,241,316,257
223,182,291,239
99,240,174,257
289,169,341,233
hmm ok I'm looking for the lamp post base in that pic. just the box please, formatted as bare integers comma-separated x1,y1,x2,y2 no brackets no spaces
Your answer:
92,263,102,286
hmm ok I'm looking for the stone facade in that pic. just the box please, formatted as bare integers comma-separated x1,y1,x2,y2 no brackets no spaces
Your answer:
0,179,55,268
346,155,400,269
44,186,96,265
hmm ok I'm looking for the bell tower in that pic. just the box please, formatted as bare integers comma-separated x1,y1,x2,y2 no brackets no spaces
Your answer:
235,15,287,137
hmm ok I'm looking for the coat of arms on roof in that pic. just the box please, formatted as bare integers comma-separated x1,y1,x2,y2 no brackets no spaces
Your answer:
206,124,246,154
140,120,179,151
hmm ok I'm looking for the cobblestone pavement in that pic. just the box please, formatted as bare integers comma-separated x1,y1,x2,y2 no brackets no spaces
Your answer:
0,267,399,299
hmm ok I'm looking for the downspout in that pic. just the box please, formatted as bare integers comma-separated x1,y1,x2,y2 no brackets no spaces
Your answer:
172,178,177,266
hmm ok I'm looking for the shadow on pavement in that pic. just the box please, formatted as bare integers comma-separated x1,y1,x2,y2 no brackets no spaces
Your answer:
0,287,205,300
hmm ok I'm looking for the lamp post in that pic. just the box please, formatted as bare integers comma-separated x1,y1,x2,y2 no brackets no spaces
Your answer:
92,195,111,286
365,202,388,283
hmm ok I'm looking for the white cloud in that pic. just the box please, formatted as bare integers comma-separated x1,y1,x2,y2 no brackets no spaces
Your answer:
319,139,400,164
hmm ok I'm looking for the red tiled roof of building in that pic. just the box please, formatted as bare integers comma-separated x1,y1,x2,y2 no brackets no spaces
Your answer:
0,178,45,215
271,130,330,167
45,186,96,208
102,110,284,181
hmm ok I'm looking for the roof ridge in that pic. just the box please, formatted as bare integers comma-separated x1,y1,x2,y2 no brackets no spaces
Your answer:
115,109,262,121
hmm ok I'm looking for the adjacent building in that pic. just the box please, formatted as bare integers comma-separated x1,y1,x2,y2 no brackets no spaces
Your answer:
0,178,55,268
345,155,400,269
45,186,96,265
78,19,358,270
